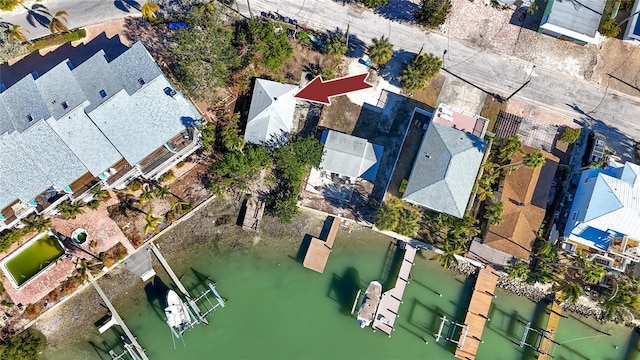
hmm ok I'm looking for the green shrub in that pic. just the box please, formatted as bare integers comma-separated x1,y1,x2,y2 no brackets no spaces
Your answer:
0,329,45,359
415,0,452,28
361,0,389,7
27,29,87,52
558,127,581,144
0,0,21,11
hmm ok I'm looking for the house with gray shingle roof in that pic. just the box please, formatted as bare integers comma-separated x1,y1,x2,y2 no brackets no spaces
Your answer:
319,130,383,181
402,122,487,218
0,42,202,231
244,79,298,146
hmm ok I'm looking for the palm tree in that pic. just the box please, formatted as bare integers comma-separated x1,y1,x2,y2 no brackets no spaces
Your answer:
400,64,424,90
117,196,138,216
431,240,463,269
536,241,558,262
8,25,29,44
581,263,606,285
199,123,216,152
139,186,155,203
368,36,393,65
48,10,69,34
21,214,51,233
556,281,584,304
141,1,160,19
57,200,85,219
144,209,162,235
154,185,171,200
523,149,546,168
508,260,530,281
484,201,504,226
90,185,110,201
171,199,192,215
326,31,348,56
498,136,522,161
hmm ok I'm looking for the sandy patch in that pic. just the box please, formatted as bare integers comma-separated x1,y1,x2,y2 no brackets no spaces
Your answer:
345,58,401,106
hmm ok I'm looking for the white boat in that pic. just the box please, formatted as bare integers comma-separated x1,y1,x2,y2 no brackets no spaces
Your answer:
164,290,191,334
357,281,382,328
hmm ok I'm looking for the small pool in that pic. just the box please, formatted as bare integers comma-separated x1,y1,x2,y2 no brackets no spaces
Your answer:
1,231,65,288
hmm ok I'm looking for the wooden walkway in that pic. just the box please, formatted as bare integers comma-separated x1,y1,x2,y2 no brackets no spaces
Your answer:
123,247,156,281
303,216,340,273
455,266,499,360
241,199,265,232
538,302,563,360
372,243,417,336
87,273,149,360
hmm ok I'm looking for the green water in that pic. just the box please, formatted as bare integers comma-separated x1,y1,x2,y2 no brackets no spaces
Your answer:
5,235,64,287
43,230,638,360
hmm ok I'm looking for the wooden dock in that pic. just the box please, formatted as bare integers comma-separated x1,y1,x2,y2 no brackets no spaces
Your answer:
454,266,499,360
123,247,156,281
241,199,265,232
372,243,417,336
303,216,340,273
148,242,208,325
538,302,563,360
87,273,149,360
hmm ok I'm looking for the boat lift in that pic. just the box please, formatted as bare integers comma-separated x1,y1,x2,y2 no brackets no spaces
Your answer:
517,321,557,357
109,336,145,360
168,282,227,340
434,315,470,349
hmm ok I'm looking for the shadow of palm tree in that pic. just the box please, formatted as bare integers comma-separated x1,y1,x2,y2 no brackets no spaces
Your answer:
114,0,141,12
24,3,51,28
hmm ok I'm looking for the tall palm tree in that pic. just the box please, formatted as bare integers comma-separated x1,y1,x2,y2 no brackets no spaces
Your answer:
48,10,69,34
144,209,162,235
536,241,558,262
523,149,546,168
508,260,530,281
90,184,110,201
8,25,29,44
139,186,155,203
118,196,138,216
21,214,51,233
581,263,606,285
171,199,192,215
368,36,393,66
141,1,160,19
154,185,171,200
431,240,463,269
57,200,85,219
556,281,584,305
484,201,504,226
498,136,522,161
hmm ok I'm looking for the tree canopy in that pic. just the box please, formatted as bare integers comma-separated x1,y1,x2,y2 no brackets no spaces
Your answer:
414,0,452,28
326,29,348,56
244,19,293,71
368,36,394,65
400,53,442,90
0,329,45,360
558,127,581,144
361,0,389,8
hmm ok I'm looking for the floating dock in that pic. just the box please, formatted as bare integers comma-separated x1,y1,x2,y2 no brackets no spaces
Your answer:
371,242,417,336
303,216,340,273
537,301,563,360
87,273,149,360
454,266,499,360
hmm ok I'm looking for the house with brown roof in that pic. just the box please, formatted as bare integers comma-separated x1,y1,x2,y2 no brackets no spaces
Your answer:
470,146,559,265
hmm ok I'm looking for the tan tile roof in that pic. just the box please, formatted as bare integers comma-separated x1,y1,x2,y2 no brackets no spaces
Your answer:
484,146,559,260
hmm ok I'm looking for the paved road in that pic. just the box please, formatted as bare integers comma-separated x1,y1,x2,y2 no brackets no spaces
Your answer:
0,0,140,40
237,0,640,145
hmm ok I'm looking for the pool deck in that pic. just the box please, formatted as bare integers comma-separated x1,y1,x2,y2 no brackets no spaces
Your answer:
538,301,563,360
455,266,499,360
372,243,417,336
303,216,340,273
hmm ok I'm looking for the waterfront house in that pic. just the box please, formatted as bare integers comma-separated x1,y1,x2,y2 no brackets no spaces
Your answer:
402,105,488,218
562,160,640,271
473,147,559,266
0,42,202,231
244,79,299,146
319,130,383,182
538,0,607,45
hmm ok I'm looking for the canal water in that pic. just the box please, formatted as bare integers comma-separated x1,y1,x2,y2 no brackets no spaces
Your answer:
42,227,638,360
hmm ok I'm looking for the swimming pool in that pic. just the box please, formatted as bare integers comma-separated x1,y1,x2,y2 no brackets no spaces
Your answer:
1,231,65,288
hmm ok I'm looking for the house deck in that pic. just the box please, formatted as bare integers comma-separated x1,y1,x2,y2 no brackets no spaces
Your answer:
241,199,265,232
303,216,340,273
454,266,499,360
